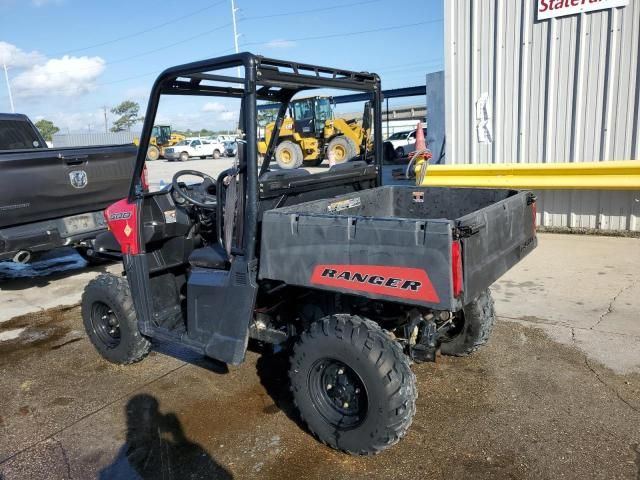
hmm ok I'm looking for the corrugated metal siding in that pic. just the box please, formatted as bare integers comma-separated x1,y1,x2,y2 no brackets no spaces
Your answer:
445,0,640,231
52,132,138,147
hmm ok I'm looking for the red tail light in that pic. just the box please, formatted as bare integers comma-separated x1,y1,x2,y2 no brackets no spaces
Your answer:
141,163,149,191
451,240,463,297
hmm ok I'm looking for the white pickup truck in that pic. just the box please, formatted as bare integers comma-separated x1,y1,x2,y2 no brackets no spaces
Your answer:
386,127,427,158
164,138,225,161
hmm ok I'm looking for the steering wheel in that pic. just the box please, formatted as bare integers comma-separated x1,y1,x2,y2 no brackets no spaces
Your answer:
171,170,217,209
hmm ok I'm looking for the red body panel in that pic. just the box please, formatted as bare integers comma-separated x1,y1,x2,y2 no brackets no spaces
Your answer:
104,198,140,255
451,240,463,298
311,264,440,303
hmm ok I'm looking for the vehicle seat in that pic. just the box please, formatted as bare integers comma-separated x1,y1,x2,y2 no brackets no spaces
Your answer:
188,243,229,269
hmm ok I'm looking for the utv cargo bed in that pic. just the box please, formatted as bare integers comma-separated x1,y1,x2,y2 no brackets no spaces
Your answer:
259,186,537,311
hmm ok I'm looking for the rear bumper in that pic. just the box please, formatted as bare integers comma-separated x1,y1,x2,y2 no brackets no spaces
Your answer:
0,211,106,260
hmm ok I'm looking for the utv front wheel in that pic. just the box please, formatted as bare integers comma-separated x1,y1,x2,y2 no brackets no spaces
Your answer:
81,273,150,364
439,289,495,356
290,314,417,455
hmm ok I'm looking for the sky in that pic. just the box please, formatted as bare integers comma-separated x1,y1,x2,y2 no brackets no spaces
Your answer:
0,0,443,133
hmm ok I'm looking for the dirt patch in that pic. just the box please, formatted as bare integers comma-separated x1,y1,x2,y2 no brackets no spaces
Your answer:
0,306,79,364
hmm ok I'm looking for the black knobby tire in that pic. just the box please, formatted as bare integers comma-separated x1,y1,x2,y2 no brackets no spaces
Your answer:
81,273,151,364
328,136,357,164
289,314,417,455
275,140,304,169
440,289,495,357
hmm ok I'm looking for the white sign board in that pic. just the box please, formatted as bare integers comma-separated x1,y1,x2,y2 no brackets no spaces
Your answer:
537,0,629,20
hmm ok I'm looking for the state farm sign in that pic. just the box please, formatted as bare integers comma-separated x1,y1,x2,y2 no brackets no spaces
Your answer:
537,0,629,20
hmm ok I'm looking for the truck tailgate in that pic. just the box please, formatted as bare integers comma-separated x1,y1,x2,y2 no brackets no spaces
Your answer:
457,190,537,303
0,145,135,229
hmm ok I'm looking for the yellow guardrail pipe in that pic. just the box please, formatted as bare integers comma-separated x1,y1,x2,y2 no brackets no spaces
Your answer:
416,160,640,189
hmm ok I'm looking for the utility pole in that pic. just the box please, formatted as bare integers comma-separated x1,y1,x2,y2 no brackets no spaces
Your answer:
102,106,108,133
230,0,240,77
3,63,15,113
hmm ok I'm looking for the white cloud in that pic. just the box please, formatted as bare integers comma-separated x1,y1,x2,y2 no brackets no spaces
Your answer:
219,111,238,122
202,101,226,112
124,86,150,101
35,109,109,133
0,41,45,68
12,55,106,97
263,39,296,49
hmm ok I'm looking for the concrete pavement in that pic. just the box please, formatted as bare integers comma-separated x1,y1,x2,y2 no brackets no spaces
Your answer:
1,231,639,478
492,233,640,374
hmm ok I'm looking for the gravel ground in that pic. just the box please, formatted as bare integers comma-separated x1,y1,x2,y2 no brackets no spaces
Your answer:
0,305,638,479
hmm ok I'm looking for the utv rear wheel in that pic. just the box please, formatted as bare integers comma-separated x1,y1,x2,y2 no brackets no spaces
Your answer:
289,314,416,455
327,136,357,164
439,289,495,356
81,273,150,364
275,140,303,169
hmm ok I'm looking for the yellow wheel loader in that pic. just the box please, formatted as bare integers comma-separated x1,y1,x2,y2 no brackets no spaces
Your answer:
257,96,372,169
134,125,185,161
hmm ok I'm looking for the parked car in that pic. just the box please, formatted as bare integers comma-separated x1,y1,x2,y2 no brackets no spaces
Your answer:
386,127,427,158
224,140,237,157
213,134,236,143
0,113,136,263
164,138,224,161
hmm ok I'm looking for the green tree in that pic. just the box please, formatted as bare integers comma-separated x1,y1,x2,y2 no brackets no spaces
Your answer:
110,100,144,132
257,108,278,127
34,119,60,142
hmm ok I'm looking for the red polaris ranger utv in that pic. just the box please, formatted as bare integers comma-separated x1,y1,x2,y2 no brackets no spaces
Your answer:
81,53,537,455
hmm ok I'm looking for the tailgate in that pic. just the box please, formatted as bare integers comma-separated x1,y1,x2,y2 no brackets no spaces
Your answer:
457,190,537,303
0,145,135,229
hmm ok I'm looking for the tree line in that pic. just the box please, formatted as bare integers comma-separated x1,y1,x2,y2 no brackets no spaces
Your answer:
35,101,234,140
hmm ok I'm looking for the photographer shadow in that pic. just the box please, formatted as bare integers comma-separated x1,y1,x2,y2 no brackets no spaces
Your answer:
99,394,232,480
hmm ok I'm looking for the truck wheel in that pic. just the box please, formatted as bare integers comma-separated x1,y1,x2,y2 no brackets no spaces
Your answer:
327,136,357,164
212,149,221,159
147,145,160,161
275,141,303,169
179,151,189,162
440,289,495,357
289,314,417,455
81,273,150,365
395,147,405,159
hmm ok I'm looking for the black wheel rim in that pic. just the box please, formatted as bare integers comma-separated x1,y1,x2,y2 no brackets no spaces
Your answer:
308,358,368,429
90,302,121,349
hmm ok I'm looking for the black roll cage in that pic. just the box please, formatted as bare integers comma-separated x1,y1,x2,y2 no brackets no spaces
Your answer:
130,52,383,262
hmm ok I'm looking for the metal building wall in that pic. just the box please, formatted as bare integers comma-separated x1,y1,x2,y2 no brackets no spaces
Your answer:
445,0,640,231
52,131,138,147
